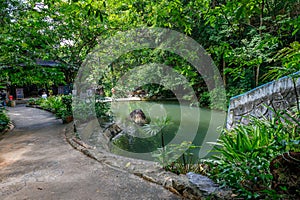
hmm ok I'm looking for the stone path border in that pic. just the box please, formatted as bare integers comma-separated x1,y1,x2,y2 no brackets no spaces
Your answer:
22,103,233,199
64,123,233,200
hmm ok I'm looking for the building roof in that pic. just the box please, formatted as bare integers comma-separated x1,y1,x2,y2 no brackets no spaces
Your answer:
35,59,60,67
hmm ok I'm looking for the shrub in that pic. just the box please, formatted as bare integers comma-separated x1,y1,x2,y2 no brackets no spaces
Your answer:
205,108,300,199
95,95,111,118
34,95,73,121
61,95,72,112
0,107,9,132
27,98,37,105
152,141,203,174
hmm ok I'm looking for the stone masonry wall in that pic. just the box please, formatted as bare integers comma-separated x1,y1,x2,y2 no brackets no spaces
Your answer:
227,72,300,129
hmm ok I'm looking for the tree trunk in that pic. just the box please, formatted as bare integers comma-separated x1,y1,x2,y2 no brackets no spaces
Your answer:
222,57,226,87
256,65,260,87
259,0,265,36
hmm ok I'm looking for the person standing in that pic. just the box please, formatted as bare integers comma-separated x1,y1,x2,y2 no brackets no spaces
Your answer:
42,91,48,99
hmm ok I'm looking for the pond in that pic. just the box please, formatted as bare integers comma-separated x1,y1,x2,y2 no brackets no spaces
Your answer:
102,100,226,162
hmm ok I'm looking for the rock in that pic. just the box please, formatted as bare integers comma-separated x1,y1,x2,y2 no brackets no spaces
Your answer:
129,109,147,125
130,88,147,97
270,151,300,197
151,95,157,100
103,123,122,141
186,172,219,194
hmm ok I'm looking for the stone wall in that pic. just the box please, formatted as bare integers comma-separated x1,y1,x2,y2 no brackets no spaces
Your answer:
227,72,300,129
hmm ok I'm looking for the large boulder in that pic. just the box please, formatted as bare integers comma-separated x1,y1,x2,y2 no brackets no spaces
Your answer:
186,172,219,194
129,109,147,125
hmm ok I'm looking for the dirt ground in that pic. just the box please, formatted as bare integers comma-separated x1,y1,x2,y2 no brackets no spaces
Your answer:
0,105,180,200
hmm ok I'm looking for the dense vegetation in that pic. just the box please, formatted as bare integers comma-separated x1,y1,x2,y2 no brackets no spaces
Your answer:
155,104,300,199
28,94,110,123
206,105,300,199
1,0,299,199
28,95,73,122
1,0,299,107
0,107,10,133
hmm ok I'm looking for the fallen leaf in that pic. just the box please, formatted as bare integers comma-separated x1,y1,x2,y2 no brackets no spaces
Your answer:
125,162,131,168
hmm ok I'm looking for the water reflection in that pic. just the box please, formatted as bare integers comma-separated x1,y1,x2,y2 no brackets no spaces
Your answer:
105,101,225,159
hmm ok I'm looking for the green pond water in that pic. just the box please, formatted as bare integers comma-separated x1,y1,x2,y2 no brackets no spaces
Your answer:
108,100,226,161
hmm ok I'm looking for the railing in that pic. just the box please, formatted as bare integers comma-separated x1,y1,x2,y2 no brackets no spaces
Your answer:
227,71,300,129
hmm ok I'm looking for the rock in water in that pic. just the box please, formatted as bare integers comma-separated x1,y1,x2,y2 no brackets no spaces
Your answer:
103,123,122,141
129,109,147,125
186,172,219,194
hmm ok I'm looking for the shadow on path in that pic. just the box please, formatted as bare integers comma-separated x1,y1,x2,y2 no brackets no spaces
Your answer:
0,105,179,200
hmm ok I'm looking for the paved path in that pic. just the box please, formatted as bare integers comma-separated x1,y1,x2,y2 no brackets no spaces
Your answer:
0,105,180,200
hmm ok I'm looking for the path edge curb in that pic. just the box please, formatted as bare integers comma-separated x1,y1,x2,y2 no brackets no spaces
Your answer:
64,123,233,200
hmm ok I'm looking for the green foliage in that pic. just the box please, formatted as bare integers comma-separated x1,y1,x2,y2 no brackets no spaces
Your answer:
198,91,210,108
72,95,111,123
27,98,37,105
203,0,299,94
152,141,204,175
72,99,94,122
39,96,64,113
205,107,300,199
32,95,73,120
264,41,300,80
0,0,299,114
95,101,111,119
110,109,179,156
143,116,172,164
143,117,200,170
208,157,274,199
1,67,66,87
61,95,72,112
0,107,10,133
1,0,300,107
55,95,73,120
143,116,171,136
211,120,277,161
1,0,106,86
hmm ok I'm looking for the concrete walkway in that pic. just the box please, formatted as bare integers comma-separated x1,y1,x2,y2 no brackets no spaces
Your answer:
0,105,180,200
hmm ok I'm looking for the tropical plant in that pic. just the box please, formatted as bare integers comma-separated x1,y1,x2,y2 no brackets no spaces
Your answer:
27,98,37,105
32,95,74,122
61,95,72,113
204,107,300,199
152,141,203,174
143,116,171,136
143,116,172,167
39,96,64,113
264,41,300,80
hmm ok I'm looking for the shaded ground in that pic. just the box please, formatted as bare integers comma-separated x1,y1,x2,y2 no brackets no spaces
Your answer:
0,105,180,200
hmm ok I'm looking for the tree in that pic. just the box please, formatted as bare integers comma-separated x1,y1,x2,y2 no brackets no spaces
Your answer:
1,0,299,103
0,0,106,86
